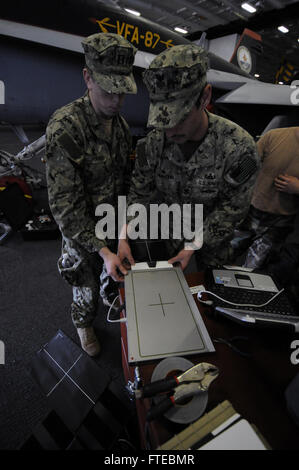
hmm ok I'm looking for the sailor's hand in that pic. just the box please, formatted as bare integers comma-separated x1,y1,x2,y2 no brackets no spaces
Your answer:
274,174,299,194
168,248,194,271
99,247,128,282
118,239,135,269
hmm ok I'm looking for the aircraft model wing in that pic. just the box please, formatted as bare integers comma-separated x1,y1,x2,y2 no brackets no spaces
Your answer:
0,18,84,53
208,69,298,106
207,69,254,90
0,18,156,70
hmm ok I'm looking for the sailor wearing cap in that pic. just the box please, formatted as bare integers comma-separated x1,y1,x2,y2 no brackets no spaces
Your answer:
45,33,137,356
118,44,260,272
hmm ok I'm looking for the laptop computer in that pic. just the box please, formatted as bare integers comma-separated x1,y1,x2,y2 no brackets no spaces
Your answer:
203,268,299,332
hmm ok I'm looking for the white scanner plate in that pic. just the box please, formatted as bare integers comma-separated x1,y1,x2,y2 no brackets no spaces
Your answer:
124,264,214,363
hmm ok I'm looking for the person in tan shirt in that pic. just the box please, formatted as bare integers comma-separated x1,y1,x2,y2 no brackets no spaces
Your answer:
252,127,299,214
231,127,299,270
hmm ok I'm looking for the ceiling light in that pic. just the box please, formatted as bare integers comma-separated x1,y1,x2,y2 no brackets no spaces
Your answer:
174,27,188,34
241,3,257,13
124,8,141,16
278,26,289,33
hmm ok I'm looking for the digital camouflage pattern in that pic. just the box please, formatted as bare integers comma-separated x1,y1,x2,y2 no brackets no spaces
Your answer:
82,33,137,94
143,44,208,128
59,235,117,327
46,92,132,326
128,111,260,266
46,92,132,253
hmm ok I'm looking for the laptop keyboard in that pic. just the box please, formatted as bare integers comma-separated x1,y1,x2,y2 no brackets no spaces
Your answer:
209,285,299,318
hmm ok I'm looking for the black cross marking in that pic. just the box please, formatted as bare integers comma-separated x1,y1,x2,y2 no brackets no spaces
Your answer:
149,293,175,317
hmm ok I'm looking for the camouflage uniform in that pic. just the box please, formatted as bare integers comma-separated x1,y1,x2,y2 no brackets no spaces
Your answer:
45,33,137,328
128,45,259,266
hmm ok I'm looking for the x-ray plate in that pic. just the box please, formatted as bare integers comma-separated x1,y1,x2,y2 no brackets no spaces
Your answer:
124,263,215,363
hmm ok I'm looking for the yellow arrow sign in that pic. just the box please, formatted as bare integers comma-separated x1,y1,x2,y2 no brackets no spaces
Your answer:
95,17,116,33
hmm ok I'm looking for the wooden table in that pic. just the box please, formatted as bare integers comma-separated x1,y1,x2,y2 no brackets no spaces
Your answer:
120,272,299,450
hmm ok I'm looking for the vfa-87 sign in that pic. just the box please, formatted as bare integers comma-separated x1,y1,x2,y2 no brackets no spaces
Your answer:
92,16,174,52
88,11,190,55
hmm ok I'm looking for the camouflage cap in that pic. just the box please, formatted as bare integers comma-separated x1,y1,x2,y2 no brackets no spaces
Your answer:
143,44,209,128
82,33,137,94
